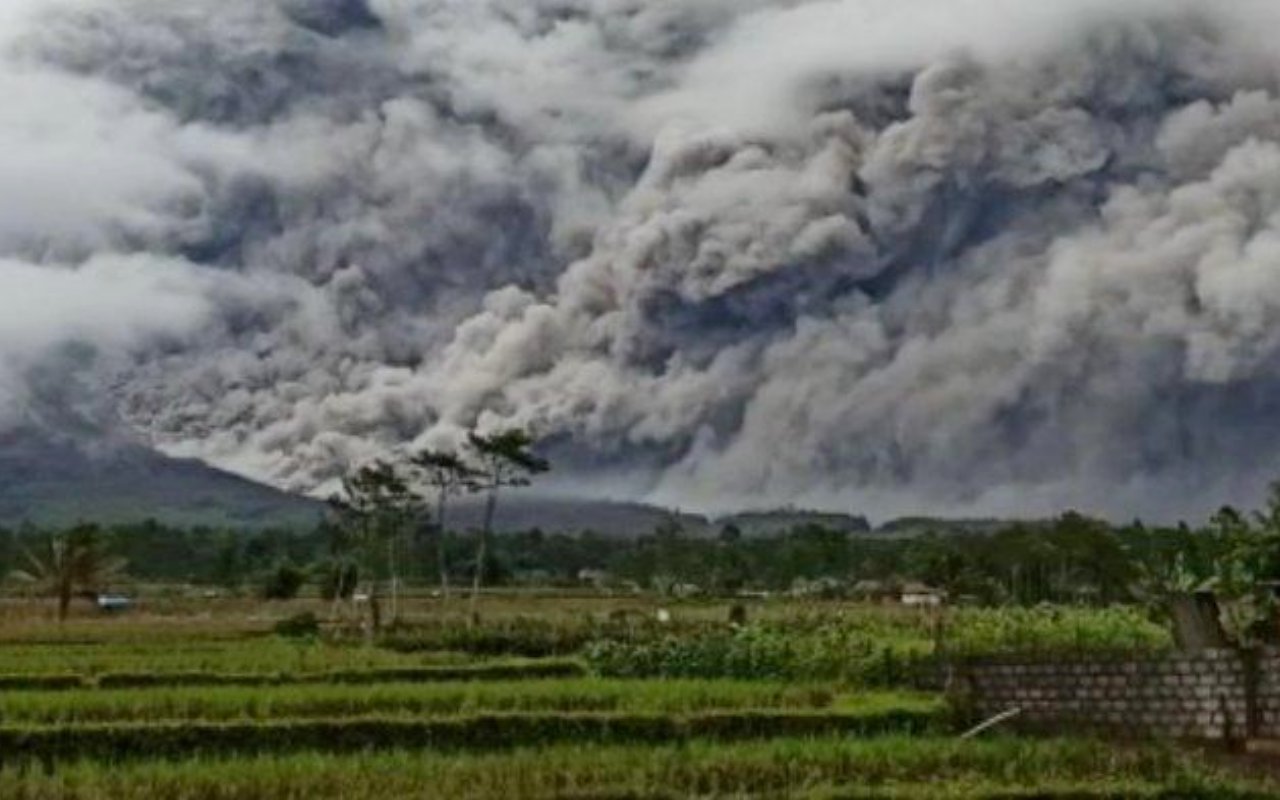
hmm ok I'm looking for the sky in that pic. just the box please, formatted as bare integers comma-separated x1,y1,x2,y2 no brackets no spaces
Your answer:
4,0,1280,521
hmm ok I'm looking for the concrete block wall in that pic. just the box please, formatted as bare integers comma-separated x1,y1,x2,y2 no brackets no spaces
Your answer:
1254,648,1280,738
955,649,1266,740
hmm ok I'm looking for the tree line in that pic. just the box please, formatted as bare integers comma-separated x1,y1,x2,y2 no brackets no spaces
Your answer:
7,458,1280,640
0,428,550,626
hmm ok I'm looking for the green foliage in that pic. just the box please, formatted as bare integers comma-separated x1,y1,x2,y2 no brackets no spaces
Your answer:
273,612,321,639
0,637,440,678
327,460,423,629
316,560,358,601
463,428,551,613
12,480,1280,620
584,608,1170,684
584,623,933,685
408,449,480,598
0,674,82,691
945,606,1171,656
0,737,1257,799
261,563,308,601
0,680,848,724
0,710,941,765
380,616,618,658
0,594,1261,798
465,429,551,484
2,660,587,691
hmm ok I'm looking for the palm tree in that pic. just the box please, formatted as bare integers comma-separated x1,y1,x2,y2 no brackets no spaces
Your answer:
10,525,127,622
409,449,479,600
465,429,549,619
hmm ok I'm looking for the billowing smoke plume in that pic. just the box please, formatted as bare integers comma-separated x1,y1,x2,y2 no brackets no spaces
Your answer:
6,0,1280,521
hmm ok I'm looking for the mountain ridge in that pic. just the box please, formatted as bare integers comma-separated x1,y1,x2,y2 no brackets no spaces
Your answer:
0,434,989,536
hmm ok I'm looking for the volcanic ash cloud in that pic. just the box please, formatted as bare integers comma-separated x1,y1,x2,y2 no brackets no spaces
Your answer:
3,0,1280,520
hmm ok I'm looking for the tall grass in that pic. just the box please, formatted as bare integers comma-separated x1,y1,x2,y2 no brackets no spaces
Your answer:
945,606,1170,656
0,638,450,677
0,710,944,764
0,737,1258,800
0,680,873,724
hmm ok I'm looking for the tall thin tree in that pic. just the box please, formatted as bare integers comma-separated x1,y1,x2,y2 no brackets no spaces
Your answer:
329,461,420,632
409,450,478,600
465,429,549,619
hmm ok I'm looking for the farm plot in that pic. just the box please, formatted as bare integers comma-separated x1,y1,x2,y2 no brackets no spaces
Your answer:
0,737,1262,799
0,600,1258,798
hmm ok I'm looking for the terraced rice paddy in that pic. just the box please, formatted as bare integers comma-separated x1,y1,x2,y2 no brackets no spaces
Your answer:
0,598,1264,798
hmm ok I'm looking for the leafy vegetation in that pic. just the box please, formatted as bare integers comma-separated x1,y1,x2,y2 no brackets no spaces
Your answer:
8,492,1280,638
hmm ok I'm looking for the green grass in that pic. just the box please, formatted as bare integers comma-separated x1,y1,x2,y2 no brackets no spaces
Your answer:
0,637,443,676
0,710,945,764
0,680,883,724
0,737,1259,799
0,659,588,693
0,599,1221,799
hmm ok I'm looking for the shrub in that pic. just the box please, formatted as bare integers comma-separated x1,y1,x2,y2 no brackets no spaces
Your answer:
583,623,936,686
274,612,321,639
262,563,309,601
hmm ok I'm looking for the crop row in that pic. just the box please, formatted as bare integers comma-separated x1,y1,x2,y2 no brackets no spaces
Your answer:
0,637,448,676
0,659,585,692
0,736,1259,799
0,680,898,724
0,709,944,766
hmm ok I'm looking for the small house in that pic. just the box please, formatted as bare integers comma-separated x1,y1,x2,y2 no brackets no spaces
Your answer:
851,579,895,604
95,594,134,614
899,582,946,607
577,568,611,588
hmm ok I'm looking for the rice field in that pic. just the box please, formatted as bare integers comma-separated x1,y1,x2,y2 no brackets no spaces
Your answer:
0,596,1263,798
0,679,879,724
0,738,1262,799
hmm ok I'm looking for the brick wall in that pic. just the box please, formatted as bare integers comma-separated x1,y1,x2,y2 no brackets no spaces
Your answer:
952,649,1278,740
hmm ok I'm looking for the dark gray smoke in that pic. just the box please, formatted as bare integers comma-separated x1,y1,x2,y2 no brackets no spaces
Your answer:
5,0,1280,521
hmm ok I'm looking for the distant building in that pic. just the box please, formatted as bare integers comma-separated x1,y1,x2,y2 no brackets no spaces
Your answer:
851,579,895,603
95,594,133,613
899,582,946,607
788,576,847,599
577,568,611,588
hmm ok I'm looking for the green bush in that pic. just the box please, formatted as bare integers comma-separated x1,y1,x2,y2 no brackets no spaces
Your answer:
380,617,598,658
584,624,936,686
945,606,1171,656
274,612,322,639
261,563,309,601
